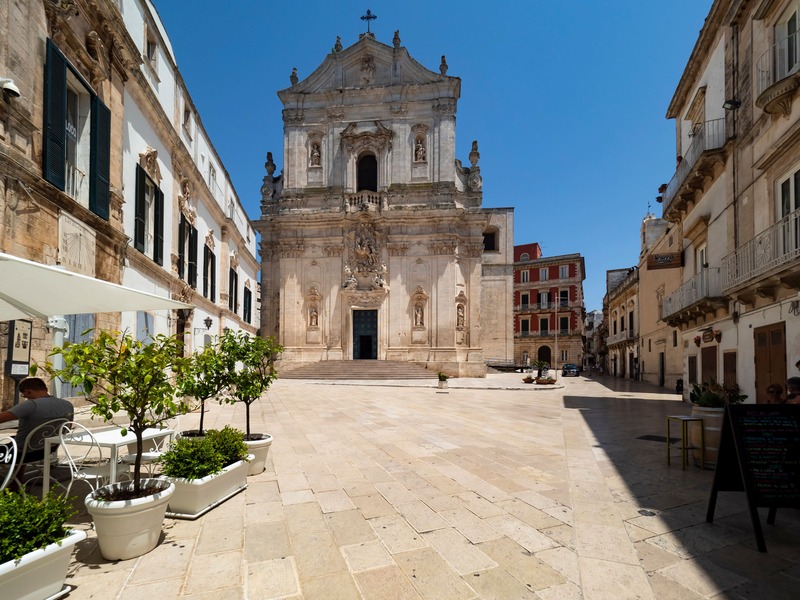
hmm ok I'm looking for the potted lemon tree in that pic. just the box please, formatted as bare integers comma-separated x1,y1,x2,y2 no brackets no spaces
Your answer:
218,330,282,475
38,330,192,560
0,490,85,599
177,337,234,438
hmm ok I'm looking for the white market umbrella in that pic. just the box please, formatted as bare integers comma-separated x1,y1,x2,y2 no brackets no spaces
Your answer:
0,252,192,320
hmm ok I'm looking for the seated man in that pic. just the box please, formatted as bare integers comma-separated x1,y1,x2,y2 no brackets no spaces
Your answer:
0,378,74,479
786,377,800,405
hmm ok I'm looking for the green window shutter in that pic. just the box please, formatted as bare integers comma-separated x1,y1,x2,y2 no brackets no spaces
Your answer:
134,164,146,252
178,214,186,280
203,245,210,297
89,96,111,220
43,39,67,190
188,225,198,288
153,187,164,265
210,251,216,302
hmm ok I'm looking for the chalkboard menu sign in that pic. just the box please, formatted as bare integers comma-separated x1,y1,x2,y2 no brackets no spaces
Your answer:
706,404,800,552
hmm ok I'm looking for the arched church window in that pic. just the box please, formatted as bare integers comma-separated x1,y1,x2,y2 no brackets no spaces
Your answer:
357,154,378,192
520,253,529,261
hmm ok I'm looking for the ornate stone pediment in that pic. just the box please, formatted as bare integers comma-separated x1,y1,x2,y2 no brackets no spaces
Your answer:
341,287,387,308
138,148,162,184
341,121,393,156
205,230,215,250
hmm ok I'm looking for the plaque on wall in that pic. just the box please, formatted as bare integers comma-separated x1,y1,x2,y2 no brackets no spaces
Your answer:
59,211,96,276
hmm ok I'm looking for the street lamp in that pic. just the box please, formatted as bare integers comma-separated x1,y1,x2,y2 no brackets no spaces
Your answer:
193,316,213,334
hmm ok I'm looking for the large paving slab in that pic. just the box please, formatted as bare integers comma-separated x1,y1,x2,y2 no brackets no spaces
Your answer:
56,374,800,599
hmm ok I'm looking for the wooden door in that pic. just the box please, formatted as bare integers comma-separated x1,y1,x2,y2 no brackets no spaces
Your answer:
701,346,717,383
754,323,786,404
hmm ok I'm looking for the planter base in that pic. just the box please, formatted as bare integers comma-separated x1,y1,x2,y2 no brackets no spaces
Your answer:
0,529,86,600
165,484,246,520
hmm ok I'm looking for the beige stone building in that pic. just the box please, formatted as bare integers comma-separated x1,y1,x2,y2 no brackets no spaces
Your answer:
636,214,683,388
254,31,514,377
0,0,257,408
661,0,800,403
604,268,639,379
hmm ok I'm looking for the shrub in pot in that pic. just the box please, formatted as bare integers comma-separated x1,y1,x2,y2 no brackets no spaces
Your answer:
160,426,249,518
0,490,86,599
37,330,192,559
218,330,282,475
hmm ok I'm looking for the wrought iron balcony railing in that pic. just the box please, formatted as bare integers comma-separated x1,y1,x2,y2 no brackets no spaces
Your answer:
722,207,800,291
663,119,726,212
605,330,637,346
661,267,722,321
756,30,800,99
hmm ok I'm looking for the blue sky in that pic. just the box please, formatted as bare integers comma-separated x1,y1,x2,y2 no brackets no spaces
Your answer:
154,1,713,312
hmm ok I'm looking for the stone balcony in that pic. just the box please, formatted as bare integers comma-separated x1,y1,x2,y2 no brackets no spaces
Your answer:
661,267,727,327
662,118,727,221
606,329,637,347
755,31,800,117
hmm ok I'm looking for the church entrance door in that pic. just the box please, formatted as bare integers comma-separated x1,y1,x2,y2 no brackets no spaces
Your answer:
353,309,378,359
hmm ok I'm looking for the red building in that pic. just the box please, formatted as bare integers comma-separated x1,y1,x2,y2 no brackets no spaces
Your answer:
513,243,586,369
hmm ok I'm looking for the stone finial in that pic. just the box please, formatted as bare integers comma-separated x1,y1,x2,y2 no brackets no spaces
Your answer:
469,140,480,167
265,152,276,176
393,30,401,48
290,67,298,86
440,55,448,76
334,36,343,52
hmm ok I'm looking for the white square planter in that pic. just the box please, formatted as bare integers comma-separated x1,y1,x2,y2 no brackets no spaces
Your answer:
0,528,86,600
165,459,248,519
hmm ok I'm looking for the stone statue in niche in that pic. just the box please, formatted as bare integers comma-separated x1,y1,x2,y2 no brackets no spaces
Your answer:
310,142,321,166
457,304,465,328
309,307,318,327
414,304,424,327
415,138,426,162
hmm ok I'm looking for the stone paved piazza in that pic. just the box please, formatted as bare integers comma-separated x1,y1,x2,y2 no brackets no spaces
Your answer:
62,374,799,599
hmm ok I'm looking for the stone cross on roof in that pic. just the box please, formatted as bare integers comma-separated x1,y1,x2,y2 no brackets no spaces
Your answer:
360,9,377,33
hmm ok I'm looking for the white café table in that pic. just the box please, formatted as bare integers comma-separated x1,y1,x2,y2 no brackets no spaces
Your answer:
42,425,174,495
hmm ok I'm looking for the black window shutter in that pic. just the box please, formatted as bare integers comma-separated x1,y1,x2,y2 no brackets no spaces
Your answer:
89,96,111,220
210,251,216,302
188,225,198,288
43,39,67,190
177,215,186,280
153,187,164,265
134,164,146,252
243,288,252,324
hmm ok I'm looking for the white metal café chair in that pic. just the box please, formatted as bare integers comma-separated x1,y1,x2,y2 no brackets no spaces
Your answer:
119,428,173,477
58,422,114,496
0,436,17,491
9,418,69,493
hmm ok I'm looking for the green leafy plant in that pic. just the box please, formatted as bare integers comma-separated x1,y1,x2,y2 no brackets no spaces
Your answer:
689,382,747,407
36,330,192,495
437,372,449,382
160,426,247,481
204,426,248,467
522,375,534,384
0,490,76,563
218,330,282,439
177,339,235,436
160,437,224,481
531,360,550,378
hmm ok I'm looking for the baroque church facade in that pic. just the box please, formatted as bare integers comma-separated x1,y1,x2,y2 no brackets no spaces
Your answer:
254,31,513,377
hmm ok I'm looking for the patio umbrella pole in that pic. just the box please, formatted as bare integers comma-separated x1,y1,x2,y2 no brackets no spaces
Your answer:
48,315,67,398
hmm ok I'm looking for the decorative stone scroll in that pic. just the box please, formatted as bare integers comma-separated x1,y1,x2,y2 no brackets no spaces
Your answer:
138,147,161,184
278,244,304,258
205,230,215,250
283,109,304,124
229,250,239,269
428,241,458,255
433,102,456,116
341,121,393,156
388,243,409,256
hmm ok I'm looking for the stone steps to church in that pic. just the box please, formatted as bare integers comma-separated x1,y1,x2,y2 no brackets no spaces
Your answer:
279,360,437,380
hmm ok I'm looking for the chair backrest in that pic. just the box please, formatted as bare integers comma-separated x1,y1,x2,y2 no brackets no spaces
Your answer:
19,418,69,463
59,422,104,480
0,436,17,490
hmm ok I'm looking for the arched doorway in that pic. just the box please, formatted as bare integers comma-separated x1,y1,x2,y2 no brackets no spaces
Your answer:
537,346,551,367
357,154,377,192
